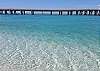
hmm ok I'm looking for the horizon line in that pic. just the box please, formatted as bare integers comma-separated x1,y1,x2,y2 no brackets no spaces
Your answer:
0,8,100,9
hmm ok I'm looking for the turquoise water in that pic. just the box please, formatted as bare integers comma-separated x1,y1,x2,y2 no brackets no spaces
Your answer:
0,15,100,71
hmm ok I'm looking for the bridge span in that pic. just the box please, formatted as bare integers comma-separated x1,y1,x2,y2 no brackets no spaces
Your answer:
0,8,100,16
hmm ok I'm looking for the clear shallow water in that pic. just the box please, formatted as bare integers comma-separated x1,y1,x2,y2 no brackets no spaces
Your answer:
0,15,100,71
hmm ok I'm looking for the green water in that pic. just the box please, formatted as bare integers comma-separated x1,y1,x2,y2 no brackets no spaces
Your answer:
0,15,100,71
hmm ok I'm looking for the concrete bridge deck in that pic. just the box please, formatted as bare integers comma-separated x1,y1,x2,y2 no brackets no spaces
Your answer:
0,8,100,16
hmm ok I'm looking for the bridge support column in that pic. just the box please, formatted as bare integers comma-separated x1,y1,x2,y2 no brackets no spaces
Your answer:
5,10,8,14
94,11,96,15
61,11,62,15
41,11,43,15
84,11,88,15
94,10,98,16
21,10,23,15
89,10,93,15
97,10,100,16
67,11,70,15
76,11,78,15
14,10,16,15
59,11,60,15
31,11,34,15
70,11,73,15
10,10,13,14
58,11,62,15
79,11,83,15
51,11,52,15
98,10,100,16
23,11,25,15
0,10,3,15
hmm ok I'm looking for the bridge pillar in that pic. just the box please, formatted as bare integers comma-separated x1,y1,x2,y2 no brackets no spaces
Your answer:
14,10,17,15
51,11,52,15
84,11,88,15
67,11,70,15
5,10,8,14
61,11,62,15
31,11,34,15
97,10,100,16
79,10,83,15
23,11,25,15
70,11,73,15
98,10,100,16
76,11,78,15
41,11,43,15
0,10,3,14
94,10,98,16
89,10,93,15
59,11,60,15
21,10,23,15
10,10,13,14
58,11,62,15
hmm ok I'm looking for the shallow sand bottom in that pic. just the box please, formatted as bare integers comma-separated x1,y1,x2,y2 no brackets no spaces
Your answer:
0,32,100,71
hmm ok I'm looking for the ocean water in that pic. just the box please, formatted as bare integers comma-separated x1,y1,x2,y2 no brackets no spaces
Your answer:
0,15,100,71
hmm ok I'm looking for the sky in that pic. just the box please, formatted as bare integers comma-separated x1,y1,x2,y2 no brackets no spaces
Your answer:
0,0,100,8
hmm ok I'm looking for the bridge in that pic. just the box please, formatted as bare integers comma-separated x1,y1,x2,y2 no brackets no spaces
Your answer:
0,8,100,16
